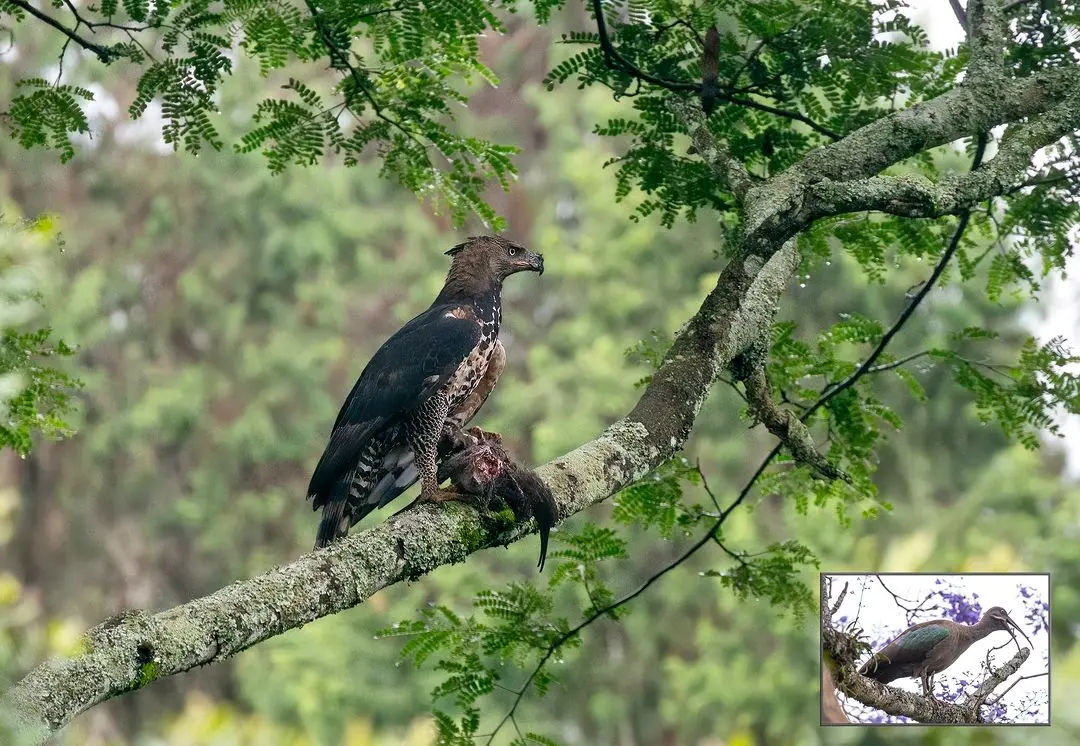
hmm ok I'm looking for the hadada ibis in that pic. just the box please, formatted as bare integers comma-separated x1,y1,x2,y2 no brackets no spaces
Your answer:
858,606,1032,697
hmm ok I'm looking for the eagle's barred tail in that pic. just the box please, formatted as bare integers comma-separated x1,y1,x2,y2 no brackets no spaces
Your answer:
313,479,351,550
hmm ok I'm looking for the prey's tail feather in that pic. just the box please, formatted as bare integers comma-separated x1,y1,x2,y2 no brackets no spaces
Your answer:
537,521,550,572
313,477,352,550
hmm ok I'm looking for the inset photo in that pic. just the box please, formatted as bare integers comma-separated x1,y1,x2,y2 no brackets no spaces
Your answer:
821,573,1049,725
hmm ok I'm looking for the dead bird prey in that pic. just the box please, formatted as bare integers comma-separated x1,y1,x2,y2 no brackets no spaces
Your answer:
436,427,558,571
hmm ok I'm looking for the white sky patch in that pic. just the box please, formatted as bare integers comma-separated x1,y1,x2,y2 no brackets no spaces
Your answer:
0,35,18,63
114,99,174,155
827,573,1050,724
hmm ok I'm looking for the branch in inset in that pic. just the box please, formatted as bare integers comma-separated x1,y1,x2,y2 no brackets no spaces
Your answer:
823,621,1020,724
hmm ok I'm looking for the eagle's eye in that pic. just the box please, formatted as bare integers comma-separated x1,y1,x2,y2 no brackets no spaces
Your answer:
508,246,518,256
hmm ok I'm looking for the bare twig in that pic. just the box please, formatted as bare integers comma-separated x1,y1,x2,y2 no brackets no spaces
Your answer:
808,134,988,418
949,0,968,30
864,351,931,374
589,0,840,139
988,670,1047,705
7,0,116,62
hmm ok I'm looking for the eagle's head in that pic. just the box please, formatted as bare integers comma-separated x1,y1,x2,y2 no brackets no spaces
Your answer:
445,235,544,280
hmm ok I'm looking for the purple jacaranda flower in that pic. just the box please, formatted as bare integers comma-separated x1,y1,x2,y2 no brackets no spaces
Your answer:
934,590,982,625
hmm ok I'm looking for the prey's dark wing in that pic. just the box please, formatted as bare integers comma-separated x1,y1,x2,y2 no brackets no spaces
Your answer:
307,304,480,506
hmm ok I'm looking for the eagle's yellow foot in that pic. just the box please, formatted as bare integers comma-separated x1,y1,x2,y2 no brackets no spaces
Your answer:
418,486,463,504
393,486,464,516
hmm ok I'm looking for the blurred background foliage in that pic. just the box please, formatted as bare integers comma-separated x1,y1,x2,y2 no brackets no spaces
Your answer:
0,1,1078,745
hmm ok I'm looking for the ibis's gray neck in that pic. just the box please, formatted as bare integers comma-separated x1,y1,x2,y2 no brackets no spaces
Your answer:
959,618,999,647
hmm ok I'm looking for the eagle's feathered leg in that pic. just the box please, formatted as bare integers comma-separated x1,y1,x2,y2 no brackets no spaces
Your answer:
405,391,461,506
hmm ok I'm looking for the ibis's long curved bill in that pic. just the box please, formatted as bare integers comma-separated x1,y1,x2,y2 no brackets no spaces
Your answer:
1004,611,1033,649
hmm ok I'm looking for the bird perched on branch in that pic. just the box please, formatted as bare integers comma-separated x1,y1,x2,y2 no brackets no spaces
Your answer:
307,235,544,549
858,606,1032,697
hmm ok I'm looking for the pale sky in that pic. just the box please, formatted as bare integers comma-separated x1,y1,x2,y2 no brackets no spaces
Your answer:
827,573,1050,724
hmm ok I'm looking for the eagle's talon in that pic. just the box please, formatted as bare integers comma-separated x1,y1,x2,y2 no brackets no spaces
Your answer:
419,486,463,504
465,426,502,443
392,486,464,517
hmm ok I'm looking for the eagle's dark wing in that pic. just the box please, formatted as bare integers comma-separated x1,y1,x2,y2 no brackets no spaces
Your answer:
307,304,481,536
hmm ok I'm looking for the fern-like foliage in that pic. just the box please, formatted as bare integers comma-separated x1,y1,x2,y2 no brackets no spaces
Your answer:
8,80,94,163
545,0,946,225
932,335,1080,450
0,216,82,456
5,0,1078,233
1,0,561,226
380,458,823,743
703,540,818,617
376,580,577,743
0,328,80,455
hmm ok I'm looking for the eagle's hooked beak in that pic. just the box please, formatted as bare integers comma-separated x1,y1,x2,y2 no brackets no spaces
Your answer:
515,250,544,276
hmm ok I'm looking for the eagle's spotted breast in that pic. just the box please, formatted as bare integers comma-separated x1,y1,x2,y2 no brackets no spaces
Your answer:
443,299,499,410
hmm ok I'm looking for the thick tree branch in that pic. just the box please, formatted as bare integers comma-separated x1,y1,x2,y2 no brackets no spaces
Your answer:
667,95,753,202
805,98,1077,220
734,66,1080,254
966,0,1008,81
790,68,1078,185
821,577,851,724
